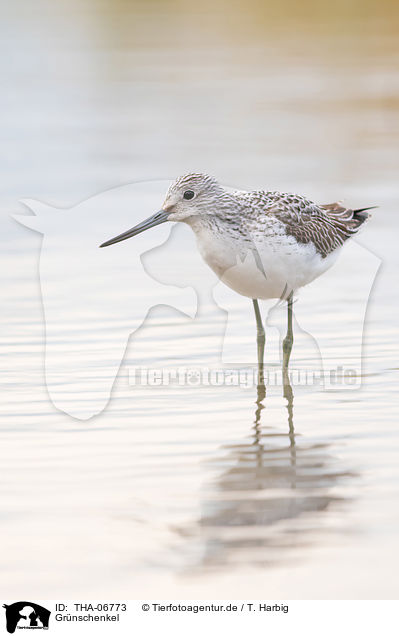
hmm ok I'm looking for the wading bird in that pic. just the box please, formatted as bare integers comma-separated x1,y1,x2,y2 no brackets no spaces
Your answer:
100,174,372,371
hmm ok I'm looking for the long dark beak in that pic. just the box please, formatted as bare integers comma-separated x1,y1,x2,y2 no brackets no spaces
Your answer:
99,210,169,248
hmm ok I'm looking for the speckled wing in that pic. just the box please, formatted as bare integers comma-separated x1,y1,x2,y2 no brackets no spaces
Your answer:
241,191,372,258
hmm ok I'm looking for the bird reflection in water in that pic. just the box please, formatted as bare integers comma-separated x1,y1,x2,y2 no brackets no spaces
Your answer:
181,336,355,569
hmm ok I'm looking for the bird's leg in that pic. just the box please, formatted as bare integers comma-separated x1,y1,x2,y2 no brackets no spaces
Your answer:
282,293,296,475
282,291,294,370
282,365,296,482
252,298,265,387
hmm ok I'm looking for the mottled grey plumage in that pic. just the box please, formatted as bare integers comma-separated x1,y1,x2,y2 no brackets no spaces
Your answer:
168,173,371,258
237,190,371,258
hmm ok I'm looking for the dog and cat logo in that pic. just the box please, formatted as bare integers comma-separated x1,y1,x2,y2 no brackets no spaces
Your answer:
2,603,50,633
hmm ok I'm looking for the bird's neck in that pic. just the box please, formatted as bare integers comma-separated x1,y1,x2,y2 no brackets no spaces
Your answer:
185,192,242,233
184,206,245,264
185,214,238,246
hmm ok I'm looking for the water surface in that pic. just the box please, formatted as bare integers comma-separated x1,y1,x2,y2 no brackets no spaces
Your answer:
0,0,398,598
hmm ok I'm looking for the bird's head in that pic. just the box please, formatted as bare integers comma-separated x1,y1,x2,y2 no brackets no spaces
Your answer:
162,173,224,221
99,173,225,248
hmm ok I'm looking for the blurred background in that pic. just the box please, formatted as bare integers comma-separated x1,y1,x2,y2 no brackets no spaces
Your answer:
1,0,398,203
0,0,398,598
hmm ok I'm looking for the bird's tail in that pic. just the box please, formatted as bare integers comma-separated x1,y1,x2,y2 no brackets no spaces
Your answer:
353,205,377,224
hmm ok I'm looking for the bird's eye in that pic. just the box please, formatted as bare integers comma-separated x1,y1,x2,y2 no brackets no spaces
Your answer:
183,190,195,200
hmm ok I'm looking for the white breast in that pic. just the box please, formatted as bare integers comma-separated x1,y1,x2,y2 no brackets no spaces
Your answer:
188,217,340,300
